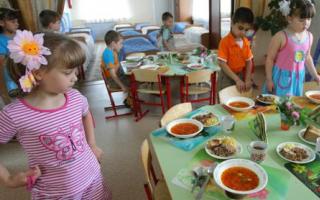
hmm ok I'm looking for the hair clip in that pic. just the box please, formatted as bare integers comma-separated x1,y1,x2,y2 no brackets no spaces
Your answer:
7,30,51,92
279,0,291,17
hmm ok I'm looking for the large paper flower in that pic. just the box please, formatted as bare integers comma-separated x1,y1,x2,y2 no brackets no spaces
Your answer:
7,30,51,70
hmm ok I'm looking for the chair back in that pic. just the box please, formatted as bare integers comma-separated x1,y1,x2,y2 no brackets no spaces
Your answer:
160,103,192,127
141,139,154,195
219,85,253,104
304,81,319,92
186,69,212,84
126,52,146,58
133,69,160,83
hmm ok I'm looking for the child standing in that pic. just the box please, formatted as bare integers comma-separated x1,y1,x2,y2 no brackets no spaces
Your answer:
158,12,174,51
39,9,61,32
218,7,254,92
0,30,111,199
0,8,19,104
264,0,320,96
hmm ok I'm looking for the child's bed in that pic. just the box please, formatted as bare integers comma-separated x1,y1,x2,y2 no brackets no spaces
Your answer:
119,30,143,37
121,35,159,57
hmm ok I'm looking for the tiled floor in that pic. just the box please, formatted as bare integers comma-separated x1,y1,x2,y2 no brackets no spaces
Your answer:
0,66,266,200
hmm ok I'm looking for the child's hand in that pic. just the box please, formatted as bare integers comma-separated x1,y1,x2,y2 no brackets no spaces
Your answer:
245,79,252,91
236,79,246,93
266,80,274,93
6,166,41,188
91,145,104,163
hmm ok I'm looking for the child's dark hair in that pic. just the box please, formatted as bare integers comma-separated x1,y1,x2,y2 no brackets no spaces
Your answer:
39,9,60,28
0,8,19,33
162,12,173,21
232,7,254,24
289,0,316,18
8,32,85,92
104,30,121,45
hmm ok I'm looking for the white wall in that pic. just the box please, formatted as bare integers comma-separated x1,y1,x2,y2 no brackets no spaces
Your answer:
309,2,320,54
70,0,173,25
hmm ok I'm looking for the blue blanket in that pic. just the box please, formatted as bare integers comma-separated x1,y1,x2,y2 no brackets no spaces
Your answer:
123,36,159,54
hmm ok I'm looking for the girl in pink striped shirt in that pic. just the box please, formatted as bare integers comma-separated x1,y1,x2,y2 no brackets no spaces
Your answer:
0,30,111,199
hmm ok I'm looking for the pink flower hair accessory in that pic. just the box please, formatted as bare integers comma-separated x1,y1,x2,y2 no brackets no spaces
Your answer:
7,30,51,92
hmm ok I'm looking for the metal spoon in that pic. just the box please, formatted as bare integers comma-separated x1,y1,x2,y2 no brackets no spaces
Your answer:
191,166,204,192
195,163,217,200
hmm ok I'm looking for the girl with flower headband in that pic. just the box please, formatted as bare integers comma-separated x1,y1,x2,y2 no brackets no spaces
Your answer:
0,30,111,199
263,0,320,96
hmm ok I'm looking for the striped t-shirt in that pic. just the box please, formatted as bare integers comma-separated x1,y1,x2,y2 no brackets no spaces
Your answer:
0,89,101,197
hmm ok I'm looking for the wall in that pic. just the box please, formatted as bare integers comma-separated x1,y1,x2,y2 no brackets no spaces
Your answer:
68,0,173,40
309,1,320,55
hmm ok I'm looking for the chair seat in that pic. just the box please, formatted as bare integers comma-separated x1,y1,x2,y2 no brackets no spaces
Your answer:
182,85,211,95
137,83,166,94
154,179,171,200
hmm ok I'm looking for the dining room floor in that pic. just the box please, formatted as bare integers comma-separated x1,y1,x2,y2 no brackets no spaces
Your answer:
0,66,266,200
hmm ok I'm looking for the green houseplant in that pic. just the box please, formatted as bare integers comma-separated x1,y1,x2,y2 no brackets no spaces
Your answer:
255,0,289,35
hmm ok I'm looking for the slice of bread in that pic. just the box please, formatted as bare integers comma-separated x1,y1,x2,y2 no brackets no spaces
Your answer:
303,125,320,143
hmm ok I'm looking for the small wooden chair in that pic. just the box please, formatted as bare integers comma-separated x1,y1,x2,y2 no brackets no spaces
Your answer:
101,67,131,119
141,139,171,200
218,85,253,104
126,52,146,59
180,69,215,104
160,102,192,127
132,69,167,121
304,81,319,92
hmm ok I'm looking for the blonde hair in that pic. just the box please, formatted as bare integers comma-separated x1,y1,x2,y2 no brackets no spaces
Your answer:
7,32,85,93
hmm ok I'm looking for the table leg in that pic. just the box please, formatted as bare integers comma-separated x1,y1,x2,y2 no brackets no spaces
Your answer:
165,77,171,109
211,72,217,104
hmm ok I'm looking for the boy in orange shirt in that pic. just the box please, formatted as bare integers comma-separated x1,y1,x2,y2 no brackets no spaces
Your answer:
218,7,254,92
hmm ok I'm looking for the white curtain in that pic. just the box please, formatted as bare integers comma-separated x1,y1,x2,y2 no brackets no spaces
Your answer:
71,0,131,22
192,0,209,28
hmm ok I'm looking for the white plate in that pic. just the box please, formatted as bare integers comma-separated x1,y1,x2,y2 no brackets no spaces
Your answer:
140,64,159,70
225,97,255,112
205,138,242,160
256,94,279,105
166,118,203,138
191,112,220,128
187,63,205,70
298,128,316,146
305,90,320,104
276,142,316,164
214,159,268,195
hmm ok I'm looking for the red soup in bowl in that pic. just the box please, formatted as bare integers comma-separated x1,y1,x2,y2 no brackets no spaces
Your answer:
221,167,259,191
170,123,199,135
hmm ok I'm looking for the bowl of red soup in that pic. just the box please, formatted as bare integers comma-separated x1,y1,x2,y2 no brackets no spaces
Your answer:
214,159,268,197
225,97,255,112
305,90,320,104
166,118,203,138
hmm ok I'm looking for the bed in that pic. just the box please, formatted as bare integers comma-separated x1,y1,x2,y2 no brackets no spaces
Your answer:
119,30,143,38
121,35,159,57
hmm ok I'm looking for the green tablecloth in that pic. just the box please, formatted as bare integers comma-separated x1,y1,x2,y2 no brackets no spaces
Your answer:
150,105,319,200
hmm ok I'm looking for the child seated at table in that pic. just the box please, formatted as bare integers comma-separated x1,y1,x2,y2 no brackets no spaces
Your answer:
218,7,254,92
101,30,131,106
158,12,174,51
39,9,61,32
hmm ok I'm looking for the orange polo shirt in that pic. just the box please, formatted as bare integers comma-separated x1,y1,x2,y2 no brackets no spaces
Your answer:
218,33,253,73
